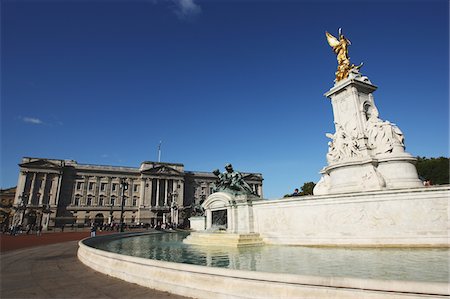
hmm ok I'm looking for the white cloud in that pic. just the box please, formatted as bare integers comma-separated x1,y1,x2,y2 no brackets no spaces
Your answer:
22,117,43,125
172,0,201,20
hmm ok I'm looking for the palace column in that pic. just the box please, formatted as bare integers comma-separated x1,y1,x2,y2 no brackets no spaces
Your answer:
164,179,168,206
106,177,112,205
54,172,62,207
175,180,183,208
38,173,47,205
155,179,160,208
172,180,178,203
28,172,37,205
128,179,134,207
49,174,59,206
145,178,152,207
82,176,88,206
14,171,27,205
95,176,101,205
139,178,145,207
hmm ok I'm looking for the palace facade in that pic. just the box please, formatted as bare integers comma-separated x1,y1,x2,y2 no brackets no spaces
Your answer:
12,157,263,230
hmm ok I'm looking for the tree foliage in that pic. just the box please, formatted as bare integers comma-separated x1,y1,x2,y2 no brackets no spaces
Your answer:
284,181,316,198
300,182,316,195
416,156,449,185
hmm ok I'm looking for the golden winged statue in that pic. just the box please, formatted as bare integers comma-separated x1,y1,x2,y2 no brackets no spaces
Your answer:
326,29,361,82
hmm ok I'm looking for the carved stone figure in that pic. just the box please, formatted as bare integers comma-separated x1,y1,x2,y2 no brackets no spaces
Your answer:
326,123,360,163
366,112,405,155
213,163,256,196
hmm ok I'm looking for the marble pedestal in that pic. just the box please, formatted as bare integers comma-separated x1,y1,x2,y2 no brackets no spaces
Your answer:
189,216,206,231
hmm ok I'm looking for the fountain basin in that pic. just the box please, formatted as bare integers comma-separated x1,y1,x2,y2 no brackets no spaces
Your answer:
78,232,449,299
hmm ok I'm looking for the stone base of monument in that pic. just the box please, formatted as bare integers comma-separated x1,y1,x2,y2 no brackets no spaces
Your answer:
314,153,423,195
188,216,206,231
183,192,264,247
183,231,264,247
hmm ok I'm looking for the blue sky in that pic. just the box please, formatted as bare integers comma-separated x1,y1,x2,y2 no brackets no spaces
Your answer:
1,0,448,199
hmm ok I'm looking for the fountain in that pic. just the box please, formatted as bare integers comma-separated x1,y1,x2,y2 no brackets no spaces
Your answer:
183,164,264,247
78,30,449,298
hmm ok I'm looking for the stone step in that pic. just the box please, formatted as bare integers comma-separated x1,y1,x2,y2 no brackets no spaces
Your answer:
183,232,264,247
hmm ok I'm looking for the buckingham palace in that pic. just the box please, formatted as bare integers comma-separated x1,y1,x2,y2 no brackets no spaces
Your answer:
11,157,263,230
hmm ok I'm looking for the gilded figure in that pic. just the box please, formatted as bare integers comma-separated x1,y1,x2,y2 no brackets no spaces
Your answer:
326,28,362,82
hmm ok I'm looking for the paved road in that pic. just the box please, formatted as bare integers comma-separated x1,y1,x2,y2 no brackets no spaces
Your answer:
1,231,116,252
1,241,190,299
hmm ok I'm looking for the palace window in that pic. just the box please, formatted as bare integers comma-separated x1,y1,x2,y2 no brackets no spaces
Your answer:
98,195,104,206
86,196,93,206
88,182,94,191
111,196,116,206
74,195,80,206
76,182,82,190
100,183,107,191
112,183,117,192
134,184,139,192
132,197,137,207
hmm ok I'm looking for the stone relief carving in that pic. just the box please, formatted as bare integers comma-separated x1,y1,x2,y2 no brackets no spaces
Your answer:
326,123,361,163
365,110,405,155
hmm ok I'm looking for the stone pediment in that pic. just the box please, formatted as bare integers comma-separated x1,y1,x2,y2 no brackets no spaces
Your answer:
141,165,182,176
242,174,262,181
19,159,62,170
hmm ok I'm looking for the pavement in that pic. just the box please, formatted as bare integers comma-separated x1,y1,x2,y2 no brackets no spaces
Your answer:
0,232,190,299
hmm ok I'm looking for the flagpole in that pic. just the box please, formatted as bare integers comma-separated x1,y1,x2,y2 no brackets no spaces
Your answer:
158,141,162,162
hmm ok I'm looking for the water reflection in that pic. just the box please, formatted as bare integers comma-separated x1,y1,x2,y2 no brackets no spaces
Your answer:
93,232,449,283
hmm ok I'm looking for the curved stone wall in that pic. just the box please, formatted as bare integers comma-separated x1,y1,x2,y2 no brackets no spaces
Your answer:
78,234,449,299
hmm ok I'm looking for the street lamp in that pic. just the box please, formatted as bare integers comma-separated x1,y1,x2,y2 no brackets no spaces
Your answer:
119,179,128,233
170,191,179,228
109,202,114,225
12,196,27,234
18,196,27,224
42,204,52,231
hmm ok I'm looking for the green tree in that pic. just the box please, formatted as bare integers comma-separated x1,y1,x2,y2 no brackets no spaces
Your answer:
300,182,316,196
416,156,449,185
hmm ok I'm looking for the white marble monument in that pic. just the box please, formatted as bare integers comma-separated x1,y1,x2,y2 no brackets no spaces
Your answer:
313,69,423,195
